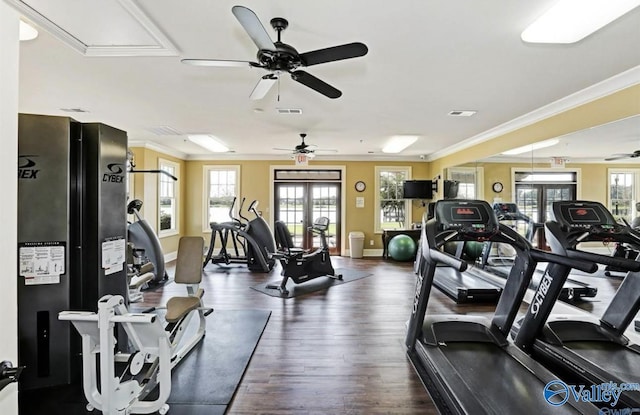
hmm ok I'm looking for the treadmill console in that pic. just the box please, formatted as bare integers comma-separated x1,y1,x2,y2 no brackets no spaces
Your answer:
493,202,518,214
435,200,499,238
551,201,623,235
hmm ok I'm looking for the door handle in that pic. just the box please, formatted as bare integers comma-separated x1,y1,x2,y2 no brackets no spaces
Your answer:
0,361,24,392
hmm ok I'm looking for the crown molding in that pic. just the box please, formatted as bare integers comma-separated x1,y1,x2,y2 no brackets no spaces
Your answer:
426,65,640,162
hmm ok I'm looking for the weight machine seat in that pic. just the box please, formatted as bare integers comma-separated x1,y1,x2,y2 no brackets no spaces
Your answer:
165,236,206,323
166,290,203,323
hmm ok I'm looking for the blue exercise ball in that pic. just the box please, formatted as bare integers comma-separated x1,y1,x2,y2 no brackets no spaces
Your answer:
388,234,417,261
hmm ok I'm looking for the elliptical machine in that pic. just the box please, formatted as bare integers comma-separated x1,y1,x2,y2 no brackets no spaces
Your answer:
203,199,276,272
267,217,342,295
127,199,168,284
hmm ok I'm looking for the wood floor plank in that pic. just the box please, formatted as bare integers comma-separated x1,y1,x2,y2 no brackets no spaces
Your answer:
140,255,620,414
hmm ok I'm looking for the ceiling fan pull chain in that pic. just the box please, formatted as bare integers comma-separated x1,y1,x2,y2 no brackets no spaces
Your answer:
277,77,281,101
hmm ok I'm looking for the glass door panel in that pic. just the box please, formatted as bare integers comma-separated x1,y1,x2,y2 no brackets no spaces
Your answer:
275,182,341,254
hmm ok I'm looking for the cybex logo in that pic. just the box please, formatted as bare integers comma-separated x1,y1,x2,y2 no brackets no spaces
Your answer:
18,155,40,179
531,272,553,317
412,273,424,314
102,163,125,183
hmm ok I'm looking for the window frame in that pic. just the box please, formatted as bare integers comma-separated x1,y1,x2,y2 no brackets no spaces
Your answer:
158,158,179,237
446,166,484,200
202,165,241,233
374,166,412,233
607,168,640,223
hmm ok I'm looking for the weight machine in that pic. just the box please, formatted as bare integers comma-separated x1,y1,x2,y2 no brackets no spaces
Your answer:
59,236,213,415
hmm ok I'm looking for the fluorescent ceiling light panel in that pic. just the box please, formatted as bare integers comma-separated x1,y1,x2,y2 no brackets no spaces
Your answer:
19,20,38,41
382,135,419,153
187,135,229,152
448,110,477,117
521,0,640,43
501,138,560,155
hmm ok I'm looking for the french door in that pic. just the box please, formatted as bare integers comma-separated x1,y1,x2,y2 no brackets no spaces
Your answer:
274,182,341,254
516,183,576,248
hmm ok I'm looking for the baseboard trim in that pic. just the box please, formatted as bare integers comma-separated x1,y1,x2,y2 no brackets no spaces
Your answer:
164,251,177,262
344,248,383,258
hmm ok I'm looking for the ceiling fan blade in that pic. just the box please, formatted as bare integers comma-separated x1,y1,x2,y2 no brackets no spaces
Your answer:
299,42,368,67
290,70,341,99
232,6,276,51
249,74,278,100
605,154,634,161
181,58,253,68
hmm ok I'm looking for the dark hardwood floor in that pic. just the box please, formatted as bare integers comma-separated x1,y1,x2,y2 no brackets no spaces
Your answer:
139,255,625,415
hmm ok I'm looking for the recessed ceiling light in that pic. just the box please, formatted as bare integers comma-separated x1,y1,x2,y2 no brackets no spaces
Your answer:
501,138,560,155
19,20,38,41
448,110,477,117
382,135,419,154
521,0,640,43
187,134,229,153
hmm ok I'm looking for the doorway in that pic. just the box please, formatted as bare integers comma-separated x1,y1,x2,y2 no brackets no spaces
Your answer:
514,171,578,249
274,181,341,254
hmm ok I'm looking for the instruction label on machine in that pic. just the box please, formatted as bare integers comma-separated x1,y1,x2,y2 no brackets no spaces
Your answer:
102,237,126,275
19,241,66,285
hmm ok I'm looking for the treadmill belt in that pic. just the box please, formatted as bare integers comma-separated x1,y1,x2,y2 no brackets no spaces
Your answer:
566,341,640,383
437,342,582,414
434,266,502,303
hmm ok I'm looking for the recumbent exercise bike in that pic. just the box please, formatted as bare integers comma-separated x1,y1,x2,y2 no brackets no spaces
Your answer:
267,217,342,295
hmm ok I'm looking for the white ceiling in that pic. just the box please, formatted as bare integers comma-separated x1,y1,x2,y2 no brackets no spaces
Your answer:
10,0,640,161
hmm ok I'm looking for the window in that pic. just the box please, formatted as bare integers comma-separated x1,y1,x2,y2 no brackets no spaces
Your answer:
608,169,640,224
446,167,484,199
375,166,411,232
204,165,240,231
158,159,179,236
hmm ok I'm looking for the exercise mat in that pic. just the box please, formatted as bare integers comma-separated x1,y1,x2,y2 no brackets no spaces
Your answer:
250,268,373,298
19,309,271,415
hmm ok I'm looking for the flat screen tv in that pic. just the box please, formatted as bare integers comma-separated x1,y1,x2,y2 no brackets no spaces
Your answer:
403,180,433,200
443,180,459,199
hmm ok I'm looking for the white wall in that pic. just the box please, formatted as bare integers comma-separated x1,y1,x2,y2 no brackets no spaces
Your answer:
0,2,19,414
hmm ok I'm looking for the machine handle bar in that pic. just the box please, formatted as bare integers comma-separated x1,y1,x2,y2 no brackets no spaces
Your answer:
529,249,597,274
566,249,640,272
430,249,468,272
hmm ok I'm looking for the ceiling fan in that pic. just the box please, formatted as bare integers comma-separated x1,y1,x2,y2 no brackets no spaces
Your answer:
273,133,338,156
605,150,640,161
181,5,368,100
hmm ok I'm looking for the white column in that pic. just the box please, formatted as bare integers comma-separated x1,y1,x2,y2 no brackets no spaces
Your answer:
0,2,19,414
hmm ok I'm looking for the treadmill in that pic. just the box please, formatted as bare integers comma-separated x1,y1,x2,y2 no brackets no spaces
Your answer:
483,202,598,302
406,199,600,414
427,202,503,303
513,200,640,409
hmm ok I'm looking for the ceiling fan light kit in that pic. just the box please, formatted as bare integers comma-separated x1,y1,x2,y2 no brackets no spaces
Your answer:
181,5,368,100
273,133,338,157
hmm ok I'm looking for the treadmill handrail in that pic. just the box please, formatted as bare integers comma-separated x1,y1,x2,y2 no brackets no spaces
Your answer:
430,248,468,272
529,249,598,274
565,249,640,272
